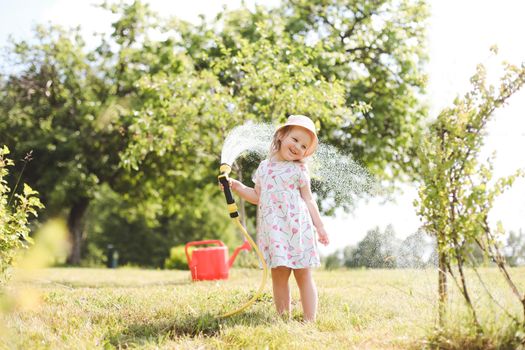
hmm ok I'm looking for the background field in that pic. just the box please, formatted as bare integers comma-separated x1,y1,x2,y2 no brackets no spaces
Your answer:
2,267,523,349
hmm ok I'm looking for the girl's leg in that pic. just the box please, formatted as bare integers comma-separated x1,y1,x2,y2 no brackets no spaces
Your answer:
293,268,318,322
271,266,292,317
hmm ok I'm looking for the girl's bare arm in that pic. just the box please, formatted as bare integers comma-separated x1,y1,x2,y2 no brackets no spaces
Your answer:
229,179,260,205
300,184,329,245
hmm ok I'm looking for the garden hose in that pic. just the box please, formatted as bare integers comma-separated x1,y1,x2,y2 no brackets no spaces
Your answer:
218,163,268,318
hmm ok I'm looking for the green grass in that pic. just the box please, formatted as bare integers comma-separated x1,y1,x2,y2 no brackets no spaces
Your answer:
1,267,524,349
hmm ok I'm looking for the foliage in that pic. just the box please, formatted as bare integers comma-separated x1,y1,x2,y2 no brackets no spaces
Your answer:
131,7,355,215
343,225,399,268
415,55,525,327
0,20,135,264
504,229,525,267
323,227,435,269
0,146,43,282
278,0,429,183
396,229,436,268
0,1,237,264
164,245,189,270
323,250,343,270
84,184,238,268
16,219,69,270
0,0,429,265
154,0,429,211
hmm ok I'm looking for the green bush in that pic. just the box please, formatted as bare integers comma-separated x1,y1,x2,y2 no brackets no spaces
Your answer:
164,245,190,270
0,146,43,283
233,248,260,268
83,183,239,268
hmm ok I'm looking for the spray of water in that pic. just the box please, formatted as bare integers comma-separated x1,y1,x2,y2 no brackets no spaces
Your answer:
310,144,378,204
220,122,378,204
220,122,274,166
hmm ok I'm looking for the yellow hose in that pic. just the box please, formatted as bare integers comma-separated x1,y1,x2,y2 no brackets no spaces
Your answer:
218,216,268,318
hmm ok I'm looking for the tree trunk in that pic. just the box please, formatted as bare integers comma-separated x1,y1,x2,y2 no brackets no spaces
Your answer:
438,247,447,326
454,242,482,333
66,197,90,265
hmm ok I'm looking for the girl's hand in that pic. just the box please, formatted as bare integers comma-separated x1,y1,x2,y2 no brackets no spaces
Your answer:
230,179,240,191
316,227,329,245
219,177,239,192
219,177,259,205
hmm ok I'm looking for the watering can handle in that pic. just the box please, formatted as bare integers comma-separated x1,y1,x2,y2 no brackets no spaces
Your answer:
185,240,225,266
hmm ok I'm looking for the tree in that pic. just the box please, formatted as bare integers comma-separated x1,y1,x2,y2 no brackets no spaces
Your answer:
276,0,429,182
397,229,434,268
323,250,343,270
344,225,400,268
0,18,134,263
415,54,525,328
84,183,238,267
0,0,430,264
121,5,358,221
504,229,525,267
171,0,429,208
0,2,237,264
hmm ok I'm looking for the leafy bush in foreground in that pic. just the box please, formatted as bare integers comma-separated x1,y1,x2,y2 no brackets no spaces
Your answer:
0,146,43,283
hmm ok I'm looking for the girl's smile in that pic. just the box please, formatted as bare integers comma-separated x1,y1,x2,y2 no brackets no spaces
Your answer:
277,127,313,161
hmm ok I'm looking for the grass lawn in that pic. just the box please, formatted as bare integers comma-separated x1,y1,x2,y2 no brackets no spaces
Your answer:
1,266,523,349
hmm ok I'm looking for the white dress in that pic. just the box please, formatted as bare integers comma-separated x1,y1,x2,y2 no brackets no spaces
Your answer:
253,159,320,268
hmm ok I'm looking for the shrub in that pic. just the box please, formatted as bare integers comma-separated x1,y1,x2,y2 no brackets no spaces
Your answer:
0,146,43,283
233,248,259,268
164,245,190,270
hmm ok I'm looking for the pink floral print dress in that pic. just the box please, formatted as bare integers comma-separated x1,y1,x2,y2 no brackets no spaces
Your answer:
253,159,320,268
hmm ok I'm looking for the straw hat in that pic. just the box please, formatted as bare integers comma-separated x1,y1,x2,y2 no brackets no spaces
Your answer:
276,115,318,157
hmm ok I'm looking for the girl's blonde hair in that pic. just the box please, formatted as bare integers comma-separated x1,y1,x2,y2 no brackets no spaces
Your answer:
269,126,307,163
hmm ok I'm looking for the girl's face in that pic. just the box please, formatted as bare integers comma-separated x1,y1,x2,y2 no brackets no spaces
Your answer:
277,126,313,161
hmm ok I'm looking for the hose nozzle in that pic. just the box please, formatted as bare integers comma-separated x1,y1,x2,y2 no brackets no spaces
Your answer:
219,163,232,176
218,163,238,218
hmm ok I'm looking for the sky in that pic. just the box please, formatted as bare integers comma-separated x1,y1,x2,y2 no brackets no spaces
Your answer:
1,0,524,255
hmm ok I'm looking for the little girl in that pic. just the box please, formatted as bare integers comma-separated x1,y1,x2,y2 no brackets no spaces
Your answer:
227,115,329,322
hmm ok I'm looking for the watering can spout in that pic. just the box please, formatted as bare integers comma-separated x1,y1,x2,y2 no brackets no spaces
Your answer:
228,240,252,268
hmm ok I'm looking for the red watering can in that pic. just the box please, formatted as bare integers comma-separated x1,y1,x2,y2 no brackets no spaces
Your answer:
185,239,251,281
